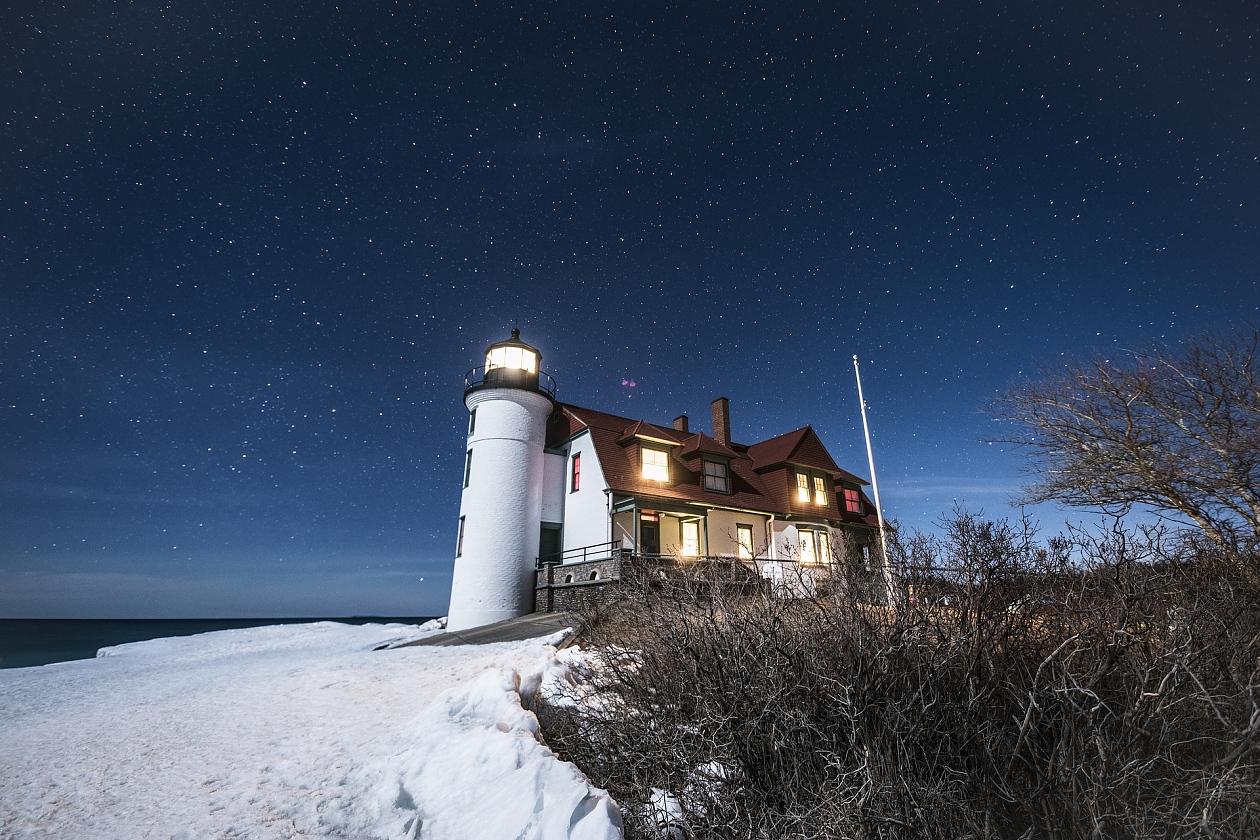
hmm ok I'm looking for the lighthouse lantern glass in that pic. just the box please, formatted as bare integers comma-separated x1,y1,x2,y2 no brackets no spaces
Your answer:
486,345,537,373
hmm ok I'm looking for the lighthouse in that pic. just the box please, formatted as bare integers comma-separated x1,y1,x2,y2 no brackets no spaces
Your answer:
447,329,556,631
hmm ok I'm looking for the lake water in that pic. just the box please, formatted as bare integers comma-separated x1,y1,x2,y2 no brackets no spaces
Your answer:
0,617,437,669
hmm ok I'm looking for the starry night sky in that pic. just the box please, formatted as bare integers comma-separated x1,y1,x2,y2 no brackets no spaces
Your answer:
3,2,1257,617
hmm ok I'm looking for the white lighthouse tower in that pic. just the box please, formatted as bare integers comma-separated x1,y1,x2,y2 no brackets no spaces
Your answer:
447,329,556,631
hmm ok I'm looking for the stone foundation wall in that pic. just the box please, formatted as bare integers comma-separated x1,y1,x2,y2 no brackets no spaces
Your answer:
534,555,624,613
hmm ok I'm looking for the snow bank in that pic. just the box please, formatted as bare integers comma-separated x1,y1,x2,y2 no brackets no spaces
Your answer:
0,622,621,840
373,642,622,840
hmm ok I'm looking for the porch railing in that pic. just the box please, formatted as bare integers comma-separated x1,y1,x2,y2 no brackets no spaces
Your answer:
537,539,622,567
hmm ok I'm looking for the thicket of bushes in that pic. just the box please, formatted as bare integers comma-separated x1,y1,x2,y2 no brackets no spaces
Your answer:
536,512,1260,839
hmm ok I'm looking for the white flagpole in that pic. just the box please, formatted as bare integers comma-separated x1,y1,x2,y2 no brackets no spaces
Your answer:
853,355,897,608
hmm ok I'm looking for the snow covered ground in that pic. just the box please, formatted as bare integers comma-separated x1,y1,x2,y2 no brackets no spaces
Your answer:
0,621,621,839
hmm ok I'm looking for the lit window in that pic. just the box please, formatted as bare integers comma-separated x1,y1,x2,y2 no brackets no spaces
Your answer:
486,344,538,373
571,453,581,491
468,408,476,436
642,447,669,481
818,530,831,563
737,524,754,560
682,521,700,556
463,450,473,487
844,488,862,513
796,471,810,503
813,475,827,506
703,459,729,492
800,529,818,564
456,516,466,557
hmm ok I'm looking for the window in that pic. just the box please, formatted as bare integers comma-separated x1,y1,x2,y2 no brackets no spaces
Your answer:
681,521,700,556
799,529,830,564
737,524,754,560
813,475,828,506
799,529,818,564
463,449,473,487
703,459,729,492
642,447,669,481
571,453,581,491
468,408,476,436
456,516,466,557
486,344,537,373
796,471,810,502
844,488,862,513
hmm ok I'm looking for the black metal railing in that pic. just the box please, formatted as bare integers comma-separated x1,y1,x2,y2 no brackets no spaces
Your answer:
463,365,558,399
537,539,621,567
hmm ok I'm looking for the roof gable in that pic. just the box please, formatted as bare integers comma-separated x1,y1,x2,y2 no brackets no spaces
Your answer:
747,425,868,485
677,432,739,460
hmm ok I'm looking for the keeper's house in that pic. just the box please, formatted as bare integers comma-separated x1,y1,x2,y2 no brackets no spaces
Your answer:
447,330,881,631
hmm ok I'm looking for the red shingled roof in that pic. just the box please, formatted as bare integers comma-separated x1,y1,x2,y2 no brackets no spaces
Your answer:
746,426,869,486
549,402,878,527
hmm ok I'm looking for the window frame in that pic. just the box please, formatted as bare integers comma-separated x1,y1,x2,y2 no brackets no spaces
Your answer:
468,407,476,436
641,446,669,482
736,524,754,560
571,452,581,492
702,458,730,493
795,470,810,503
843,487,862,514
456,516,466,557
798,527,832,565
813,474,828,507
463,449,473,488
799,529,818,564
681,520,700,557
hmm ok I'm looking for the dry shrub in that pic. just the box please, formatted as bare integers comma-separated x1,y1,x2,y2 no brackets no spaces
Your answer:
536,512,1260,839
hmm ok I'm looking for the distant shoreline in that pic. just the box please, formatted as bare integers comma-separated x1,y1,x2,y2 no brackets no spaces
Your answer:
0,617,439,670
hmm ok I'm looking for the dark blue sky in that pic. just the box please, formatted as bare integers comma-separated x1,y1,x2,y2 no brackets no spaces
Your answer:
3,2,1257,617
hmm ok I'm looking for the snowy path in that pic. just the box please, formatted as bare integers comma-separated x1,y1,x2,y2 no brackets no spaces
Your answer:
0,622,619,840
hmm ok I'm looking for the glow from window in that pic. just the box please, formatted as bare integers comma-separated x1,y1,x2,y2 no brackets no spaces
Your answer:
796,471,810,502
813,475,827,506
642,447,669,481
818,530,831,563
682,521,700,556
737,525,754,560
800,530,818,564
486,345,537,373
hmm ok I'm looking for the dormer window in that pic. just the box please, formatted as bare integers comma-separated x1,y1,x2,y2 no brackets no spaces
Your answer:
844,487,862,513
796,471,810,503
703,459,729,493
813,475,827,506
642,447,669,481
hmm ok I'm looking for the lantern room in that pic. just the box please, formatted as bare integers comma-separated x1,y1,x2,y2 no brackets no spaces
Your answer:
465,328,557,398
487,328,538,375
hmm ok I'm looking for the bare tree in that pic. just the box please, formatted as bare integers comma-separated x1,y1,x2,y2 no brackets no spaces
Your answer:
993,325,1260,551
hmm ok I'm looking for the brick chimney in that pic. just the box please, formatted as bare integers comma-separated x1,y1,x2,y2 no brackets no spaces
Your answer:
711,397,730,447
673,414,689,433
